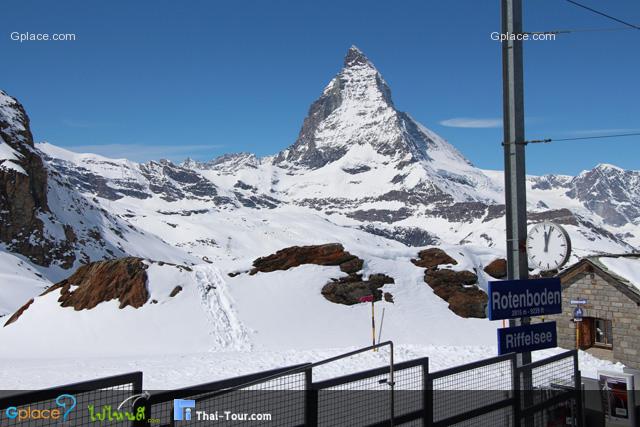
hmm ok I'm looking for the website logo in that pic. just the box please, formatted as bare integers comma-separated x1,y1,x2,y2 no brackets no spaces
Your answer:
5,394,76,421
174,399,195,421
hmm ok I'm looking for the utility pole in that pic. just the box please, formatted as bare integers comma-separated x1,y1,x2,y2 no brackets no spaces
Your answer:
501,0,531,368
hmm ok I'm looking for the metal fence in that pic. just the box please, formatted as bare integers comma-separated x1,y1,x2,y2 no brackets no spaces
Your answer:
0,348,584,427
0,372,142,427
516,350,583,427
426,353,517,427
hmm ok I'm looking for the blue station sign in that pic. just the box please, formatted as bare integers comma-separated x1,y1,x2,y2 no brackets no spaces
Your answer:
497,322,558,355
488,278,562,320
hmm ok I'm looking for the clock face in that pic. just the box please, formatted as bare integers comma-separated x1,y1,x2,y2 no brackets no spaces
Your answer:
526,222,572,271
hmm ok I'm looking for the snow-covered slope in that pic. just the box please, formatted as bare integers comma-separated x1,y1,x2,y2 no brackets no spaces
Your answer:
0,261,249,357
0,46,638,376
0,251,51,317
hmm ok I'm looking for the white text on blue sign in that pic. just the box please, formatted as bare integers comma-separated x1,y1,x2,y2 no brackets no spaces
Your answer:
488,278,562,320
497,322,558,354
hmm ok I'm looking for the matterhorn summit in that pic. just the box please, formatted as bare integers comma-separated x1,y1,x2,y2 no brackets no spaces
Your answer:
274,46,497,203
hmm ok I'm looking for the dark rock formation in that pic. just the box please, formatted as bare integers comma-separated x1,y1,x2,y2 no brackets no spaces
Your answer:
322,273,394,305
0,90,74,267
411,248,458,269
41,257,149,310
424,269,487,318
447,290,487,318
484,258,507,279
411,247,486,318
250,243,363,275
3,298,34,326
359,225,439,247
425,269,477,299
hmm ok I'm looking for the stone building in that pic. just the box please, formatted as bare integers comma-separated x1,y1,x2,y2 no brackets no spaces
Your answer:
548,254,640,369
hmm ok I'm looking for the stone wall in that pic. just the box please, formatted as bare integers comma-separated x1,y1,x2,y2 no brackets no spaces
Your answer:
543,270,640,369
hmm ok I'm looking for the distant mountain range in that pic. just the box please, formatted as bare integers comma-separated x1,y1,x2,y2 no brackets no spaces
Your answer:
0,47,638,346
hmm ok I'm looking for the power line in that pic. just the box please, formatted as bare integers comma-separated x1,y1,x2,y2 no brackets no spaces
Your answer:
565,0,640,31
524,26,636,36
524,132,640,145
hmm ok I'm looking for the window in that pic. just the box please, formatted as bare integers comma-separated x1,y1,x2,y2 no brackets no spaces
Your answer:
594,318,613,347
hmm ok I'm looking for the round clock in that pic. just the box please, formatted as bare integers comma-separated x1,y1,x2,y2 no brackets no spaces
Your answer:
526,221,572,271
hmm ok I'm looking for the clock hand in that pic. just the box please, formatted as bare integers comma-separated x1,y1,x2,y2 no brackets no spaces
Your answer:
544,230,551,252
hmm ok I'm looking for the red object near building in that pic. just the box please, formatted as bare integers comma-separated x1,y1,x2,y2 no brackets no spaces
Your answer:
359,295,374,303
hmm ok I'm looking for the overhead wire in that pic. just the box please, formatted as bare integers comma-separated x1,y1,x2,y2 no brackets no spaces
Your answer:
523,132,640,145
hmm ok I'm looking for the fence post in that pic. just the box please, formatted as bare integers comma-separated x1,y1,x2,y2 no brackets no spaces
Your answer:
423,361,433,427
512,354,521,427
304,368,318,426
132,398,151,427
130,372,145,427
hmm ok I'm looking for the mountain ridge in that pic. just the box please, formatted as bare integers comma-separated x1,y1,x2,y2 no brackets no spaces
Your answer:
1,47,638,302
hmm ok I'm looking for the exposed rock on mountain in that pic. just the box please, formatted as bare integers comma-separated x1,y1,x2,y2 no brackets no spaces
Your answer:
322,273,394,305
410,248,487,318
5,257,149,326
424,268,487,318
44,257,150,310
567,164,640,226
0,90,75,267
484,258,507,278
250,243,362,275
411,248,458,269
3,298,34,327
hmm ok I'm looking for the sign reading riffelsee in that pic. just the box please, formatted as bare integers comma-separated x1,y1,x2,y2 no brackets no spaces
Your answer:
497,322,558,354
488,278,562,320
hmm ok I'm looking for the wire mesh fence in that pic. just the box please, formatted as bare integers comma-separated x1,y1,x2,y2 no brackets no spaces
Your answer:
428,353,517,427
144,365,309,426
0,372,142,427
312,358,427,427
517,350,583,427
0,349,584,427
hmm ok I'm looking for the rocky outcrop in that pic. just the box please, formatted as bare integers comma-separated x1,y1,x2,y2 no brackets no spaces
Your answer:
250,243,362,275
412,247,487,318
424,268,487,318
249,243,394,306
0,90,74,267
411,248,458,269
322,273,394,305
484,258,507,278
3,298,34,327
42,257,149,310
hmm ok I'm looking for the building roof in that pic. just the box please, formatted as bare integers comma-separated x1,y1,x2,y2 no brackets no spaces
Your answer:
558,254,640,305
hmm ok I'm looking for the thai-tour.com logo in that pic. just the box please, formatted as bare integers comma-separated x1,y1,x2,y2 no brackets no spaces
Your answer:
174,399,196,421
4,394,77,421
173,399,272,422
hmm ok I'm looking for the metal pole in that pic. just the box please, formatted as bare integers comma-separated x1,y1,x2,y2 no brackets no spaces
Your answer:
501,0,534,424
378,307,386,344
501,0,530,365
372,300,377,351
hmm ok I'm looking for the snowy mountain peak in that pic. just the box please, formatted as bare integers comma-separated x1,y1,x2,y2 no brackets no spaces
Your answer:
0,90,33,149
593,163,624,173
344,45,372,68
272,46,484,204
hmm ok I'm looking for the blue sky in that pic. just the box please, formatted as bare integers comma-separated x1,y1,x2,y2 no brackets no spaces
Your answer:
2,0,639,175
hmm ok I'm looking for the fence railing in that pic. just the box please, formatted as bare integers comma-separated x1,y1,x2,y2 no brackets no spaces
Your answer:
0,372,143,427
0,348,584,426
426,353,517,427
516,349,583,427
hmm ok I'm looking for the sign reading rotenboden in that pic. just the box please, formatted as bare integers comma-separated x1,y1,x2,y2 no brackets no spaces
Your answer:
488,278,562,320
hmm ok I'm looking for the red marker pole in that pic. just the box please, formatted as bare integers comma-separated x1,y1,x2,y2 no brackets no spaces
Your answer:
359,295,376,351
